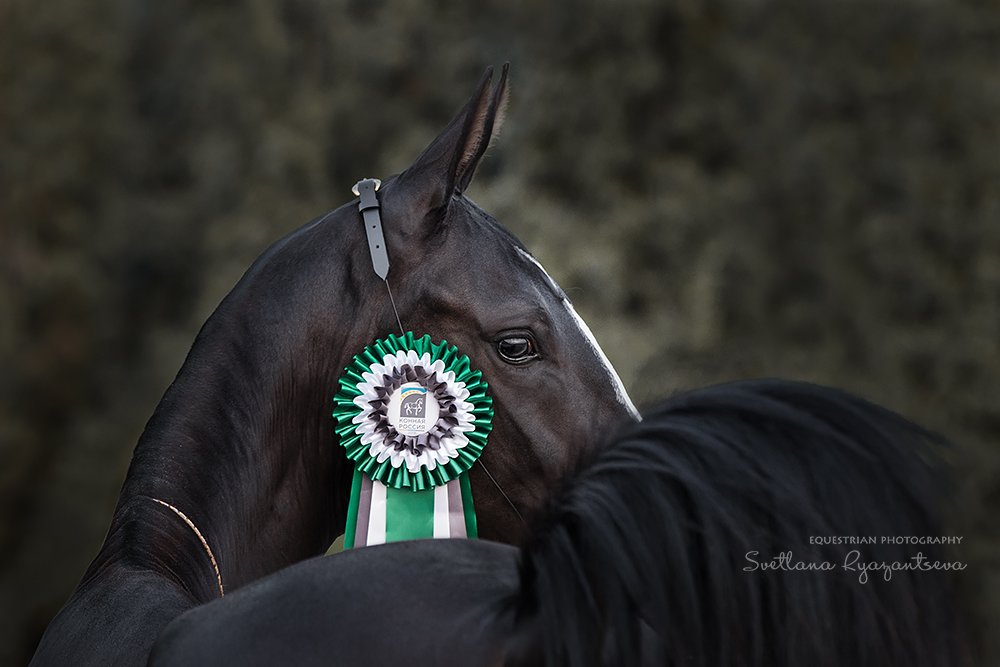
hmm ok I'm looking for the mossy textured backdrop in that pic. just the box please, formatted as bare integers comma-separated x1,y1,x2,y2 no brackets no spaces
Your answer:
1,0,998,663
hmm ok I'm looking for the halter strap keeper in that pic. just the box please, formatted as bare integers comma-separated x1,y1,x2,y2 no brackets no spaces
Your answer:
353,178,389,279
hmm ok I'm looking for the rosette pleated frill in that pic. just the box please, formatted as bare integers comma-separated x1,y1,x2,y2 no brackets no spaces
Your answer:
333,333,493,547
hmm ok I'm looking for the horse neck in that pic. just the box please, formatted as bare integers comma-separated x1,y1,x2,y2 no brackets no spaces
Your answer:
103,225,374,598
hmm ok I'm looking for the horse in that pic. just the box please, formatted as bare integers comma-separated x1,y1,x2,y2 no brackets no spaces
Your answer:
149,379,970,667
30,65,640,666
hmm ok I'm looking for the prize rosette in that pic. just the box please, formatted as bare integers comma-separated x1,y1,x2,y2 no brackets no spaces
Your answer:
333,333,493,547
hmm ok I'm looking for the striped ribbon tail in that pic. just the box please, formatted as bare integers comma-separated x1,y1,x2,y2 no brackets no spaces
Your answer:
344,469,478,548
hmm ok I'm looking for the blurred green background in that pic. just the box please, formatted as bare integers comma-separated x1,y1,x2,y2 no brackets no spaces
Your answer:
2,0,998,663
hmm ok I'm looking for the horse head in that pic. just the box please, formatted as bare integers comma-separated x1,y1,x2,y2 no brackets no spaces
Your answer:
30,65,640,667
230,64,638,549
338,65,640,540
135,64,637,578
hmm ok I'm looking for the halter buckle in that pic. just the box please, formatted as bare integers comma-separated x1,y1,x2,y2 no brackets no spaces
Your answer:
351,178,381,197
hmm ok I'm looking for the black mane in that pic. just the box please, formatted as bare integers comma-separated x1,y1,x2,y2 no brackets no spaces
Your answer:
517,379,969,666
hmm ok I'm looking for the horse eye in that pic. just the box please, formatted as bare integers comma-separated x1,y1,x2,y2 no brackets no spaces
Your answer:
496,335,537,364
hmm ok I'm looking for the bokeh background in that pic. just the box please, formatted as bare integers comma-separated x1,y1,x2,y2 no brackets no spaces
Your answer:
2,0,998,663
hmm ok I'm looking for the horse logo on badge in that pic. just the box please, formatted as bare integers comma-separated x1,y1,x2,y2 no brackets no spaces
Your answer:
401,389,426,418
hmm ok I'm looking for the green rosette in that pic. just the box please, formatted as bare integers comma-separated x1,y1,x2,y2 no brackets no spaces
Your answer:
333,332,493,491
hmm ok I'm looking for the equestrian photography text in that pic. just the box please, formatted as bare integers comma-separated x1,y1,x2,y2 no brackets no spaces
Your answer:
744,535,968,584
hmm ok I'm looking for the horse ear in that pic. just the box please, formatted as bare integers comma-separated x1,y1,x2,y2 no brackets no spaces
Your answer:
396,64,510,214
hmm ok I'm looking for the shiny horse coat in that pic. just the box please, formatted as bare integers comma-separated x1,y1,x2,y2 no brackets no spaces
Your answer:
151,380,970,667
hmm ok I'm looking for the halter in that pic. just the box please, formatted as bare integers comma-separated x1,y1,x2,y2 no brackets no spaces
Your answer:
352,178,404,334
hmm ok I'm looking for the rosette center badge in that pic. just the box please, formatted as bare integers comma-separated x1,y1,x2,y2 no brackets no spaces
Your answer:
393,385,433,432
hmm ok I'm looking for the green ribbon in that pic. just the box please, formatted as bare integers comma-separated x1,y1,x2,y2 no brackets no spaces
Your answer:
343,470,479,548
459,473,478,538
384,483,435,541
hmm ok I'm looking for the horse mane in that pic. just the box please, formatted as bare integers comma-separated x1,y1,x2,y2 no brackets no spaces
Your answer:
513,379,969,666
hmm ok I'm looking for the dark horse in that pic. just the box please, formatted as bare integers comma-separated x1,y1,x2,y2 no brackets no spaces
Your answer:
150,380,970,667
31,66,639,665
